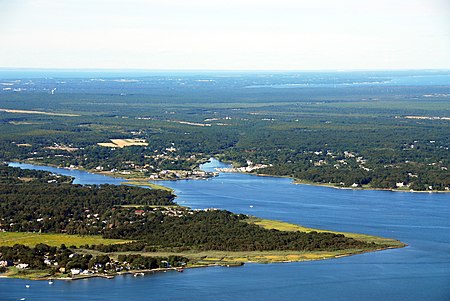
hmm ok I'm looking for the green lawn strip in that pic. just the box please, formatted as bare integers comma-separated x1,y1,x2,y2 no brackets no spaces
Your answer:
245,217,405,248
1,267,53,279
121,181,174,192
0,232,131,248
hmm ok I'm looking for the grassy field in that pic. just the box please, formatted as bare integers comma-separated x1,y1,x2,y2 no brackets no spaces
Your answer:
0,232,131,247
0,108,79,117
245,217,405,247
122,181,174,192
0,267,54,279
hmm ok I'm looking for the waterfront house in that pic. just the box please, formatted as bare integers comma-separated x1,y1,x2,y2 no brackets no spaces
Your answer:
16,263,29,269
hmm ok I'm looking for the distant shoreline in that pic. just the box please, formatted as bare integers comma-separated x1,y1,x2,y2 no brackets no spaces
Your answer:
8,159,449,193
291,179,450,193
219,168,449,194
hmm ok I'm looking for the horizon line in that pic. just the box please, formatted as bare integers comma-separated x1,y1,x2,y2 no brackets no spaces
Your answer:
0,67,449,73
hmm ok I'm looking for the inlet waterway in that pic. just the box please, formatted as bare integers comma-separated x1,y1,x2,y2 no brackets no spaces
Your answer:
2,159,450,301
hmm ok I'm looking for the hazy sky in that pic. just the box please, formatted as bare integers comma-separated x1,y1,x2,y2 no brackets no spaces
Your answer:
1,0,449,70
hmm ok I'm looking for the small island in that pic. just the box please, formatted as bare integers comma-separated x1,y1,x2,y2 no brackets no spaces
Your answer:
0,164,405,280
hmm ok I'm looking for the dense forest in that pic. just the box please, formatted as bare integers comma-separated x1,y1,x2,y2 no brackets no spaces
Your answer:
0,164,73,184
95,209,371,252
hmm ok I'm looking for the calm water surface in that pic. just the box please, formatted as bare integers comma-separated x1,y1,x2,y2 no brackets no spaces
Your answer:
3,160,450,301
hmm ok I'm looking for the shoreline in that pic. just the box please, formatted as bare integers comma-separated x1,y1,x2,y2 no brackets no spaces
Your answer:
1,244,405,281
230,170,449,194
7,160,215,184
291,179,450,193
0,243,401,281
0,267,192,281
1,218,406,281
211,157,449,193
8,159,449,193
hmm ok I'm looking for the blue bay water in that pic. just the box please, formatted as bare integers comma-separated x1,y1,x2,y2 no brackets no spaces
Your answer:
2,160,450,301
7,163,125,185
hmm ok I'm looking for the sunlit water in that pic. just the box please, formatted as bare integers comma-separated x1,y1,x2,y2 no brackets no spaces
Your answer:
3,160,450,301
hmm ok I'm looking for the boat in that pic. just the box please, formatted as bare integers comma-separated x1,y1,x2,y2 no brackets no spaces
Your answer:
133,272,144,277
48,280,54,285
176,268,184,272
25,285,30,288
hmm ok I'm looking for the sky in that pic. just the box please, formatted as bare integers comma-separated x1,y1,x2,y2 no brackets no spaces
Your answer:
0,0,449,70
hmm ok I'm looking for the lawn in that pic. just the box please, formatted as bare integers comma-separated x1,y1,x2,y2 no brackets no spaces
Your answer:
0,232,131,247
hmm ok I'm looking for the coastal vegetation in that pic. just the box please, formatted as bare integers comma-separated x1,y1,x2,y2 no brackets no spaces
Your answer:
245,217,405,248
0,232,131,248
122,181,174,192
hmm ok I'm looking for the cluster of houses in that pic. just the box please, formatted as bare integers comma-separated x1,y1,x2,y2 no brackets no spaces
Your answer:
0,260,14,268
0,261,39,271
216,161,270,173
148,169,217,180
135,207,192,218
0,255,176,278
93,149,217,180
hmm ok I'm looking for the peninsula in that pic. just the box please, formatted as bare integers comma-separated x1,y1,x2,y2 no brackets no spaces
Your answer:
0,164,405,280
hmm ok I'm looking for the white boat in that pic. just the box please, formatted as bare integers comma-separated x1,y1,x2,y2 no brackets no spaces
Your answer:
25,285,30,288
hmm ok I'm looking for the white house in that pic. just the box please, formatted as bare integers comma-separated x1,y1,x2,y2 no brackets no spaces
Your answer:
16,263,29,269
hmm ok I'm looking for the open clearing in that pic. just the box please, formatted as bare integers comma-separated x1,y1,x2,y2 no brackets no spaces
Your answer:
122,181,174,192
0,232,131,247
98,138,148,148
169,120,212,127
0,108,79,117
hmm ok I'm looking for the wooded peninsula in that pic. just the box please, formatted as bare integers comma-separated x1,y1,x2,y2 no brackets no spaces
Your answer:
0,164,404,280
